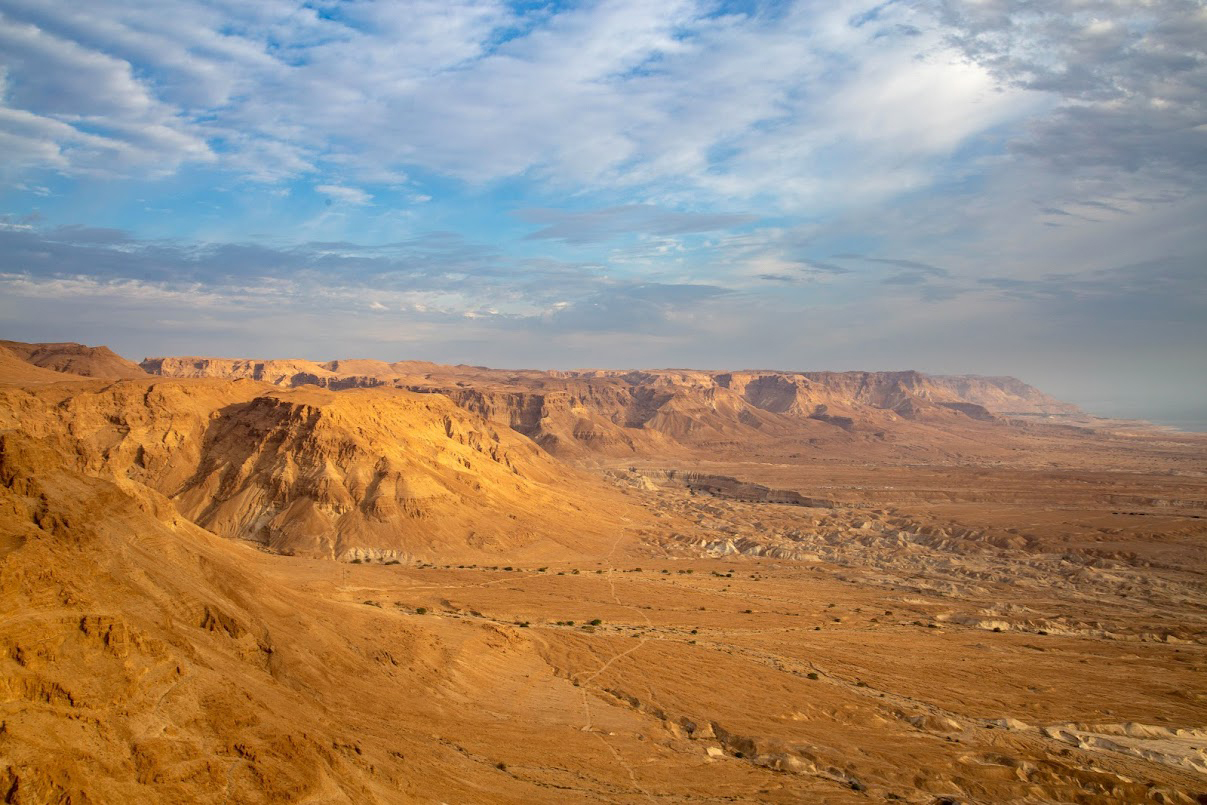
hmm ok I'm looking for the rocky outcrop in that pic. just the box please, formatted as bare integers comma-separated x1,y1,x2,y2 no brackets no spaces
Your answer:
625,469,833,507
0,378,637,560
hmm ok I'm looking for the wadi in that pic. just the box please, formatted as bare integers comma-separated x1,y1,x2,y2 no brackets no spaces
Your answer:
1,339,1204,804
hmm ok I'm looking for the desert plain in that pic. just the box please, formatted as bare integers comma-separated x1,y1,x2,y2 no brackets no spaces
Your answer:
1,340,1205,804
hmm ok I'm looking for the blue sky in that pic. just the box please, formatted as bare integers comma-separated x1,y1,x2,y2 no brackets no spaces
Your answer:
0,0,1204,425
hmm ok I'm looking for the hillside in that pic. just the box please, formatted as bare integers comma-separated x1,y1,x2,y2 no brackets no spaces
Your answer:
0,345,91,385
2,339,148,379
0,374,642,561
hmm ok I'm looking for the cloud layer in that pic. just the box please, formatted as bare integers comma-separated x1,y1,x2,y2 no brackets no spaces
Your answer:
4,1,1198,198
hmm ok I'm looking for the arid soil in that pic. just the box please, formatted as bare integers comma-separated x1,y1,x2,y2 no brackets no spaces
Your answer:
2,342,1205,803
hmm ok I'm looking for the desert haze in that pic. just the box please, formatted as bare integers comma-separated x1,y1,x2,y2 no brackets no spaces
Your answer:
0,339,1204,803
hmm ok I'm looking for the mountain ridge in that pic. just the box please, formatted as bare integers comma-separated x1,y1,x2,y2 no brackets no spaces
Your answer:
140,354,1085,458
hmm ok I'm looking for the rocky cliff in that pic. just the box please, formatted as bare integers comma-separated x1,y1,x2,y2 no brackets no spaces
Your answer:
141,357,1086,458
0,374,638,560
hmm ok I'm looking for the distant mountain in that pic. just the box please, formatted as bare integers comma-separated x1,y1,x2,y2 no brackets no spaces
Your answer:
142,357,1085,458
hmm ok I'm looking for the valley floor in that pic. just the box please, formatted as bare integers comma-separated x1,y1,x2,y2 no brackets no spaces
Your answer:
276,459,1207,803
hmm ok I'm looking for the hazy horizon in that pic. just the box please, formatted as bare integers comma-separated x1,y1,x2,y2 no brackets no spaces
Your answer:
1,1,1203,429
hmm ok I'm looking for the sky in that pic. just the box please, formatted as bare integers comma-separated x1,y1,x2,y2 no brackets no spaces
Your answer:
0,0,1204,426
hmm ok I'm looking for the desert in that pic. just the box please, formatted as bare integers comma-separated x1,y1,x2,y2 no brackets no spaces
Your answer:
1,340,1205,803
2,2,1204,801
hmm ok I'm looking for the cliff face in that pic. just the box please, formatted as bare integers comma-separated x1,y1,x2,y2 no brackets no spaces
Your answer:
142,357,1086,457
138,356,385,390
0,377,637,560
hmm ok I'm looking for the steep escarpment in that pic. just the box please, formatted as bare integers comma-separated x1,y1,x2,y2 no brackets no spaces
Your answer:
171,386,619,559
143,356,1088,459
0,377,638,560
139,356,384,390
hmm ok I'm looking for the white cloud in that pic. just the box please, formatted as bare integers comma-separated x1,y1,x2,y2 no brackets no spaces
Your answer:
315,183,372,205
0,0,1198,219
